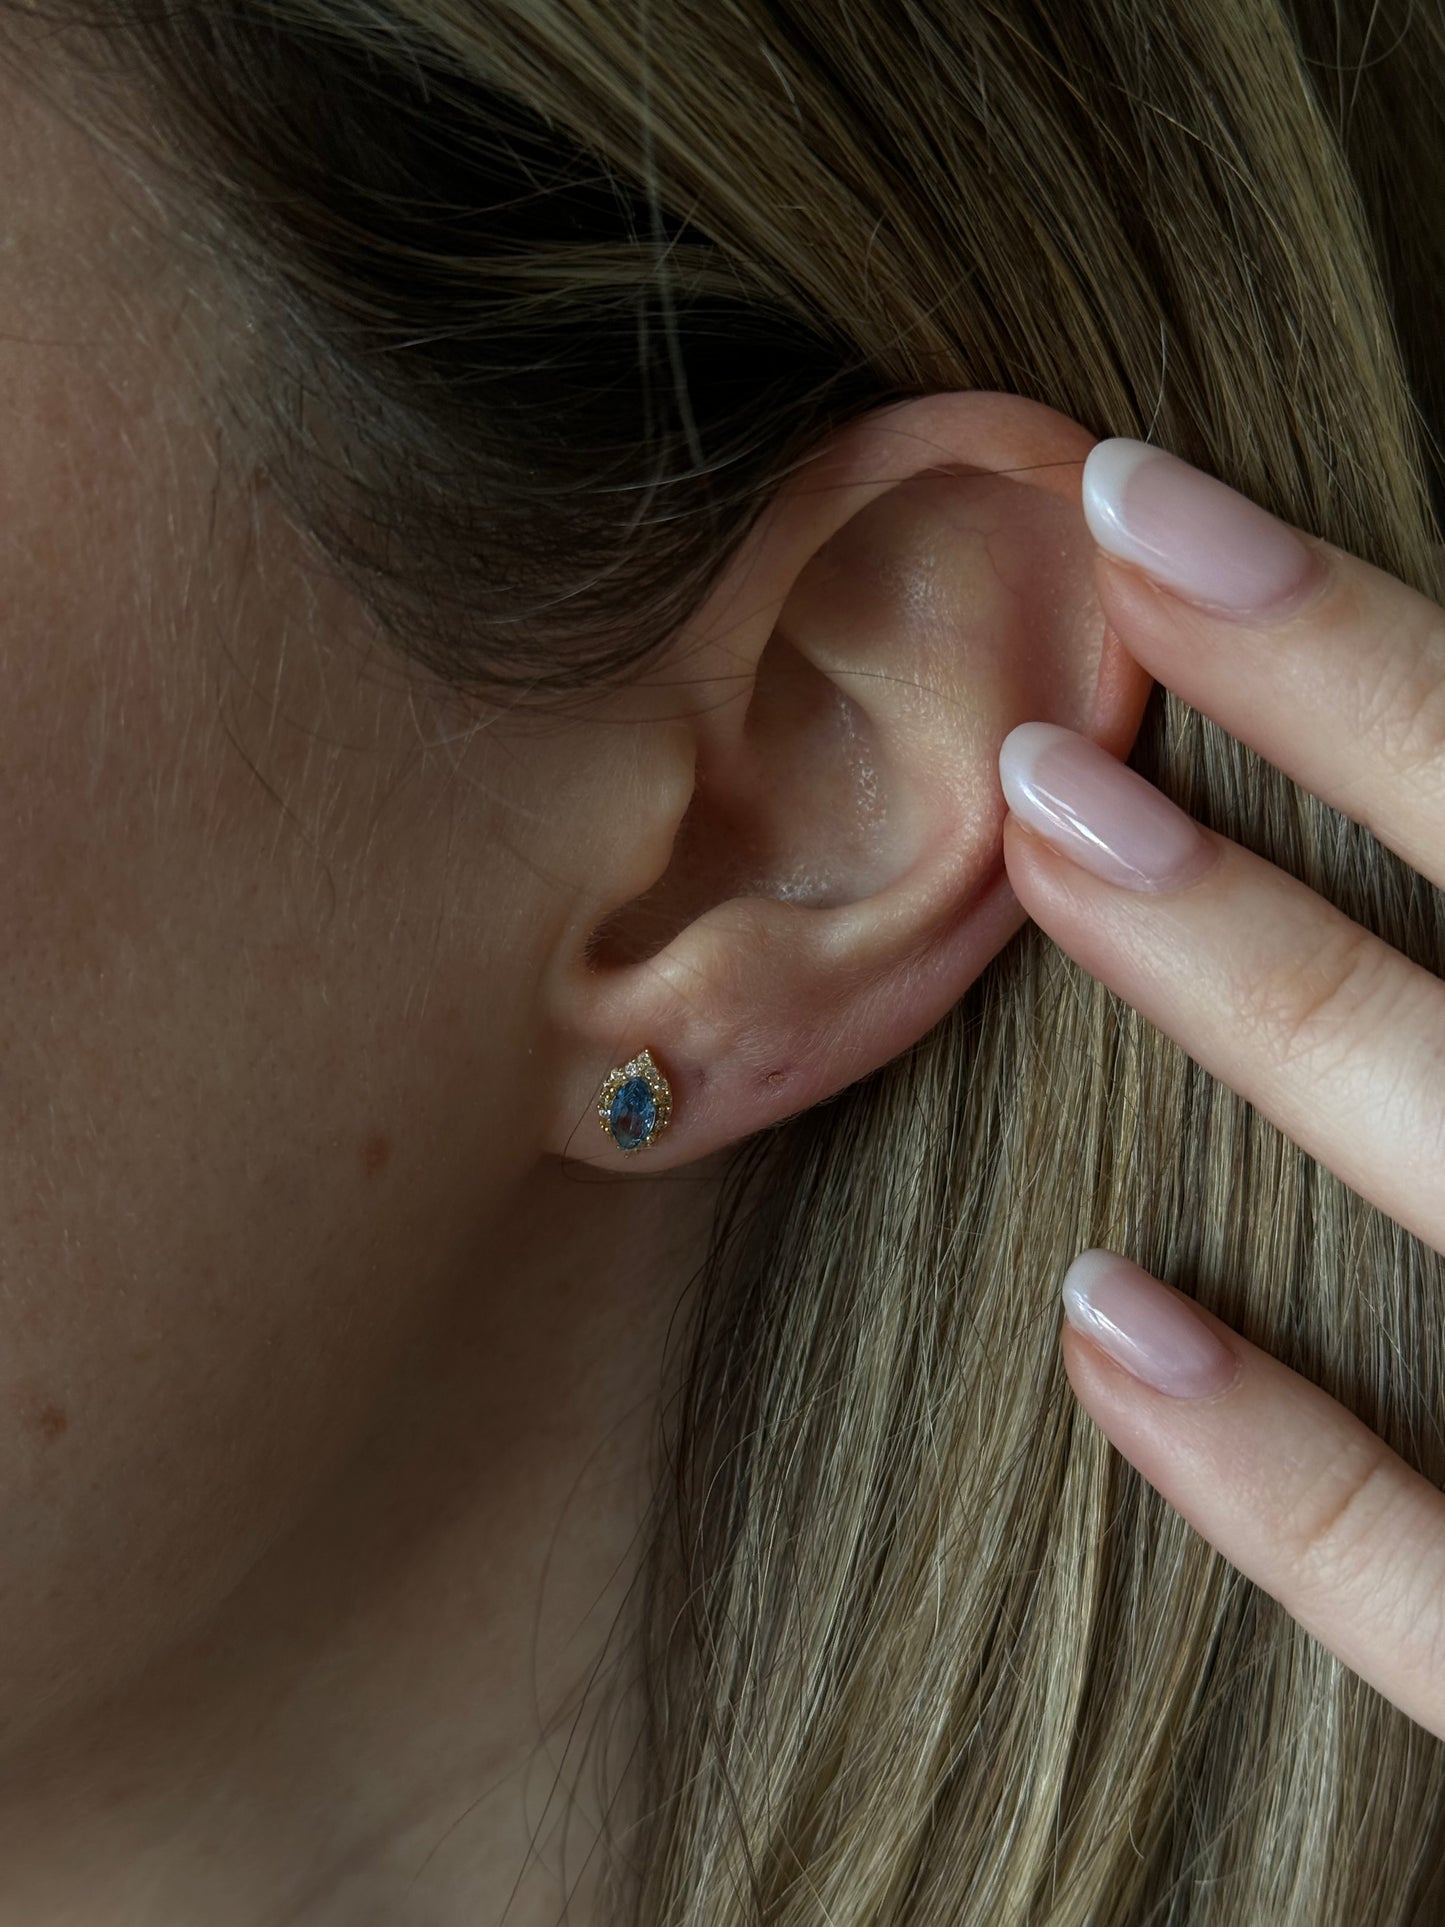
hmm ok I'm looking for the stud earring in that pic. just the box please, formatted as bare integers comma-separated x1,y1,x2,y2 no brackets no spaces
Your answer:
597,1047,672,1153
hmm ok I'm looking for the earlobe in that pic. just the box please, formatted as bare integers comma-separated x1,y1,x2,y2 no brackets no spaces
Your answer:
544,391,1153,1171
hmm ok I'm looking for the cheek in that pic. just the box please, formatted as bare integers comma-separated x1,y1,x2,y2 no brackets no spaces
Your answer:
0,1107,417,1739
0,638,544,1750
0,70,557,1743
0,421,542,1758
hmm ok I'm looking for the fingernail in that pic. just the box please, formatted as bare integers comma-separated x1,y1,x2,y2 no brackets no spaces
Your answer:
1061,1250,1240,1399
999,721,1217,892
1082,438,1324,618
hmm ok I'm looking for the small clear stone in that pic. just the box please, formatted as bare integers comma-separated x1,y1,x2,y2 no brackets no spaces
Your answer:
607,1076,657,1151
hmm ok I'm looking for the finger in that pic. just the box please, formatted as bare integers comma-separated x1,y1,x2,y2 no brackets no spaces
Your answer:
1082,438,1445,893
1057,1247,1445,1743
998,727,1445,1257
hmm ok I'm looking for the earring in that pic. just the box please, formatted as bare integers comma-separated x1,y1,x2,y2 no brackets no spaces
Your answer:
597,1047,672,1154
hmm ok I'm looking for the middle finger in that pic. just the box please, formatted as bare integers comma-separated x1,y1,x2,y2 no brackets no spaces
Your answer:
998,720,1445,1258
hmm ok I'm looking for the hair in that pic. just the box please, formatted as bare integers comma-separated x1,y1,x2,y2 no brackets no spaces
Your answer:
5,0,1445,1916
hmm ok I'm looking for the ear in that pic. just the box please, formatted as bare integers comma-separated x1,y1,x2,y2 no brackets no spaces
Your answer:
541,391,1152,1169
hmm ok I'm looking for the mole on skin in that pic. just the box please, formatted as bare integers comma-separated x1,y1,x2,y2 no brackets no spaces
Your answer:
15,1391,69,1443
35,1404,67,1442
362,1132,392,1177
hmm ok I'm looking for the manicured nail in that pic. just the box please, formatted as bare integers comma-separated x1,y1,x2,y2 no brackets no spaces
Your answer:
1061,1250,1240,1399
1082,438,1324,618
998,721,1217,892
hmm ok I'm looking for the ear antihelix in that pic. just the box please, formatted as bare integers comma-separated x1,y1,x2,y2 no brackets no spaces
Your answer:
595,1046,673,1153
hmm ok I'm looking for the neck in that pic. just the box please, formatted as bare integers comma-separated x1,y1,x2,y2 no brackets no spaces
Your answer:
0,1158,720,1926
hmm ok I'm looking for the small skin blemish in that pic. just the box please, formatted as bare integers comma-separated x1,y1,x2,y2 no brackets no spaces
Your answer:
14,1388,68,1444
362,1132,392,1178
36,1403,67,1442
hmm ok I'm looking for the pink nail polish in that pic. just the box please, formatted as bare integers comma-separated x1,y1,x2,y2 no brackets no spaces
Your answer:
1061,1250,1240,1399
1082,439,1323,618
998,721,1217,892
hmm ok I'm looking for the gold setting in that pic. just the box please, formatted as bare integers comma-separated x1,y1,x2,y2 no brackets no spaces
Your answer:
597,1047,673,1154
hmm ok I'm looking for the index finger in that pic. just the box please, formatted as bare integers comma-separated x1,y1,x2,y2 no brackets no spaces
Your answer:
1082,439,1445,893
1060,1248,1445,1742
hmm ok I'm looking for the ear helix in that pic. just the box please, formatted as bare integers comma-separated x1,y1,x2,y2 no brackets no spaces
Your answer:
596,1047,673,1153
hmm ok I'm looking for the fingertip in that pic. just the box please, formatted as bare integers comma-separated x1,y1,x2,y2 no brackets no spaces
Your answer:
1058,1250,1242,1402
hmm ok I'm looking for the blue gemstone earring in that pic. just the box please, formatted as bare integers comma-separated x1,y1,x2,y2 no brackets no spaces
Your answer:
597,1047,672,1154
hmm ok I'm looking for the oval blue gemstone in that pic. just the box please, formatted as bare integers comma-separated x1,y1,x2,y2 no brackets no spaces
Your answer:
607,1075,656,1151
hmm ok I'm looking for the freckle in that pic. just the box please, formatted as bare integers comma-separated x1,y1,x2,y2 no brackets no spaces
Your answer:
35,1403,67,1442
362,1132,391,1177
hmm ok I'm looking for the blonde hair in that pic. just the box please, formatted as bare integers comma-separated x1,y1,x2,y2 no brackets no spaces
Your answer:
8,0,1445,1915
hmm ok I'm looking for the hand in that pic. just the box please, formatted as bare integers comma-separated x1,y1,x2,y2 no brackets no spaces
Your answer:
997,438,1445,1740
